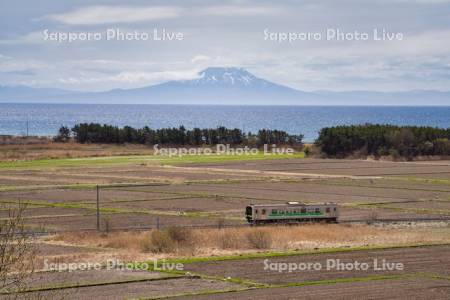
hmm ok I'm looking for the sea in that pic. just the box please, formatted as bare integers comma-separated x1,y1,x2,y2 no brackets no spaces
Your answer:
1,103,449,142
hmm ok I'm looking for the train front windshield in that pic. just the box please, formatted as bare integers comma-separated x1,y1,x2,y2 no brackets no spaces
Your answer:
245,206,252,216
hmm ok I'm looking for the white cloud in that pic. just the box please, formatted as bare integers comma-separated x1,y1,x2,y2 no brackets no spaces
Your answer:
0,58,48,73
197,5,284,16
58,70,200,87
190,55,211,64
45,5,182,25
43,4,284,26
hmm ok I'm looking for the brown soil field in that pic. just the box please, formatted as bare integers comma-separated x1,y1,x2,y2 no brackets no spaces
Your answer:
306,177,450,193
188,158,450,179
2,155,450,298
4,147,450,299
183,245,450,285
24,269,166,290
5,277,241,300
0,206,92,219
2,166,449,231
176,277,450,300
388,200,450,211
101,196,246,212
185,181,449,203
3,180,447,205
0,165,270,187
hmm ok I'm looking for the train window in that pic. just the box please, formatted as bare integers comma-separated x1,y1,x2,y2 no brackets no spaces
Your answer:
301,208,306,213
334,207,337,211
255,209,258,214
272,209,277,214
315,208,320,213
326,207,330,213
262,209,266,215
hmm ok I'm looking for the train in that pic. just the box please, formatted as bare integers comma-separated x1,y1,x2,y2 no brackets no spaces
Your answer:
245,202,339,225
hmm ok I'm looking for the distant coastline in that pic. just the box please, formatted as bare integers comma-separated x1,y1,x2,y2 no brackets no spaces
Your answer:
1,103,450,142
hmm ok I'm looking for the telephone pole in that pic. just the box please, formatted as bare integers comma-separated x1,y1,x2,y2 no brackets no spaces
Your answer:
96,185,100,231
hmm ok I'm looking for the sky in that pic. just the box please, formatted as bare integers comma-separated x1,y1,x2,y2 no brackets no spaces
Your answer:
0,0,450,92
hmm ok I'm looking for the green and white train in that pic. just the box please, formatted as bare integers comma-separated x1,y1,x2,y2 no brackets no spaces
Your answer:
245,202,339,225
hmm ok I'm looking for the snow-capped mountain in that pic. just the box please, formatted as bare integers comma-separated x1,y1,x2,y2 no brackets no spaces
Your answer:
1,67,450,105
187,67,268,87
76,67,307,104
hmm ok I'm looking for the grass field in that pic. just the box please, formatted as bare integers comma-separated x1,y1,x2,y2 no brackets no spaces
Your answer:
0,151,305,169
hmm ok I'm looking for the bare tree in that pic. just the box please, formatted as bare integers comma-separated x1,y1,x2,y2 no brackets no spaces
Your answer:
0,204,36,295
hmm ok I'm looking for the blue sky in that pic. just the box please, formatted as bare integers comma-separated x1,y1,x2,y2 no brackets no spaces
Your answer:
0,0,450,92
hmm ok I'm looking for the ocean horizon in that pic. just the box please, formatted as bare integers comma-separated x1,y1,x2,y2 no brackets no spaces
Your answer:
1,103,449,142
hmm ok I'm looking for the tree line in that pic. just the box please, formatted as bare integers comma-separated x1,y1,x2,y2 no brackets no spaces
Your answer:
55,123,304,146
316,124,450,159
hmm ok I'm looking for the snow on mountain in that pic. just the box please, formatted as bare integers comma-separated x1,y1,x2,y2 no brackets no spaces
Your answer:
190,67,262,87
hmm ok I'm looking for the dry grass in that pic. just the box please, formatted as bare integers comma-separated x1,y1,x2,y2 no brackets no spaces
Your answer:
0,141,154,161
50,224,450,258
246,230,272,249
51,231,149,252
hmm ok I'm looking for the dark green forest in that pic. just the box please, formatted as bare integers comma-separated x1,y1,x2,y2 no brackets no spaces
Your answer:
316,124,450,159
55,123,304,146
55,123,450,159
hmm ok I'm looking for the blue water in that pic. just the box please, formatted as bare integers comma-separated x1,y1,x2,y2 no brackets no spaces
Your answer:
0,103,449,142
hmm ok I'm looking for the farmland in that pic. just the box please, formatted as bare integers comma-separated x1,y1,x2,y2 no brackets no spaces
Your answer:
1,150,450,298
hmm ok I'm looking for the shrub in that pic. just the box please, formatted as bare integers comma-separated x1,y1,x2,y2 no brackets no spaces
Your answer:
53,126,71,143
144,230,176,253
246,230,272,249
166,226,193,246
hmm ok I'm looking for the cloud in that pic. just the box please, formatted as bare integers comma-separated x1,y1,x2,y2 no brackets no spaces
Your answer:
392,0,450,3
0,58,48,73
0,31,44,45
2,70,36,76
190,55,211,64
197,5,284,16
43,4,284,26
58,70,200,86
45,5,182,25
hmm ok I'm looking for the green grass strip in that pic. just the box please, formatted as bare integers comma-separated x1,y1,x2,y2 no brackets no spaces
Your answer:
0,152,305,170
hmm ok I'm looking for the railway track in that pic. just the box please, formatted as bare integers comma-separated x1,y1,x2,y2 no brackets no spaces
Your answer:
6,216,450,237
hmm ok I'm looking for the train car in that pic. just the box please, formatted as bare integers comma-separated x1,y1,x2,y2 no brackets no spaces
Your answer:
245,202,339,225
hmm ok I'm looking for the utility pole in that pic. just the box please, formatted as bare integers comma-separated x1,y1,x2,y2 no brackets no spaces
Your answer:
26,119,29,137
96,185,100,231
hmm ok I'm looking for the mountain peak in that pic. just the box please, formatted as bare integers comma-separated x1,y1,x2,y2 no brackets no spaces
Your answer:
194,67,258,86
